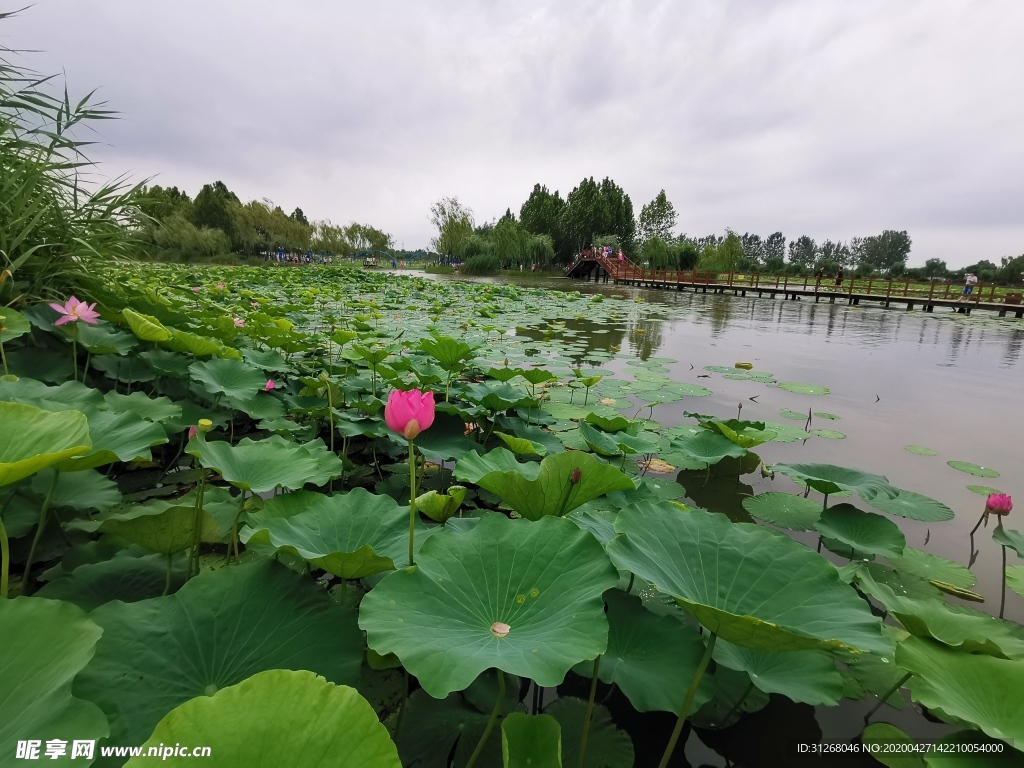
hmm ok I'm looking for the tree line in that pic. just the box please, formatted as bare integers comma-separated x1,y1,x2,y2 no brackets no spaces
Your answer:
136,181,393,262
430,181,1023,282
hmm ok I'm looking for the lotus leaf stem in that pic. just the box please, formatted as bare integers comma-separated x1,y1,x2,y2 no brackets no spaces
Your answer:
578,655,602,768
188,471,207,579
82,352,92,382
22,470,59,591
657,631,717,768
162,553,172,596
863,672,912,724
72,338,77,382
1000,542,1007,619
408,439,418,567
0,335,8,375
0,512,9,598
721,679,755,725
465,670,504,768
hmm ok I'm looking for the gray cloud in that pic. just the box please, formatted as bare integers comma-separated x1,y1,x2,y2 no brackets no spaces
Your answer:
8,0,1023,265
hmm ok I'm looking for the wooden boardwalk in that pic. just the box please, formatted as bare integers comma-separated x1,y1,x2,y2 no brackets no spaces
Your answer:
565,255,1024,318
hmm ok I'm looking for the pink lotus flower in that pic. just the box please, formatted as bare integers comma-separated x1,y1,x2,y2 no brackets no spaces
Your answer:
986,493,1012,517
49,296,100,326
216,282,225,290
188,425,198,439
264,379,275,392
191,286,201,293
385,389,435,440
233,317,245,328
251,301,260,308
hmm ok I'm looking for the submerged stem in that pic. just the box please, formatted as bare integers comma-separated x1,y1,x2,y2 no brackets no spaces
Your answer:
578,656,602,768
864,672,912,724
465,670,504,768
657,631,717,768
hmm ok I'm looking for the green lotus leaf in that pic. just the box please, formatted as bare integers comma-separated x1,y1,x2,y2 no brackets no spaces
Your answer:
103,391,183,424
242,346,294,373
862,723,924,768
542,401,591,421
125,670,400,768
138,349,193,377
57,410,168,471
867,489,955,522
121,307,173,341
476,451,635,521
968,484,1004,496
886,548,977,590
187,434,343,493
31,467,121,512
606,503,890,654
947,460,1000,478
502,713,561,768
811,428,846,439
454,447,528,485
359,514,618,697
0,401,91,486
464,381,533,413
883,592,1024,660
1005,567,1024,599
520,367,558,386
839,625,908,709
780,408,807,420
584,412,633,432
579,420,623,457
544,698,634,768
0,306,31,343
760,421,813,443
742,492,823,531
994,526,1024,559
904,445,938,456
75,321,138,355
814,412,840,420
189,357,267,402
777,381,830,395
98,503,223,554
669,429,748,465
896,636,1024,748
166,329,225,357
773,462,897,500
415,486,467,524
418,334,477,370
242,487,416,577
75,560,364,749
701,419,777,448
713,638,844,706
814,504,906,559
35,553,188,610
841,562,942,606
691,666,769,729
485,366,519,382
572,590,716,713
0,597,109,763
925,731,1024,767
493,430,547,456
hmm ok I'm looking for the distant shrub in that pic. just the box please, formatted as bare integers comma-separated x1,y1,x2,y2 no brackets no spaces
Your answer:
460,254,501,275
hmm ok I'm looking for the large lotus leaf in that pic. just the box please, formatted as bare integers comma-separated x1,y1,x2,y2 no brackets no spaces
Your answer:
841,562,943,607
742,492,822,531
691,665,770,729
773,462,897,500
840,625,909,709
0,401,91,486
1005,567,1024,599
121,307,173,342
572,590,716,713
31,467,121,512
607,503,890,654
75,560,364,749
476,451,635,521
138,349,193,378
125,670,400,768
187,434,342,493
102,391,182,424
359,514,618,698
885,548,977,590
242,487,412,578
35,553,188,610
0,306,31,342
994,526,1024,559
464,381,533,412
413,411,478,459
502,713,561,768
0,377,104,411
579,420,623,456
166,329,225,357
544,698,634,768
761,421,813,443
926,731,1024,767
189,357,267,402
896,636,1024,748
493,430,547,456
416,486,467,524
867,489,955,522
75,321,138,355
670,430,747,464
57,410,168,471
0,597,109,764
861,723,924,768
701,419,777,448
419,334,477,370
712,638,844,705
453,447,530,485
98,504,224,554
814,504,907,559
882,592,1024,660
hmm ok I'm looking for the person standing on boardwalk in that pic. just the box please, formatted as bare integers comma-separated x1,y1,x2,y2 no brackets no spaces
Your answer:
962,272,978,299
835,267,844,287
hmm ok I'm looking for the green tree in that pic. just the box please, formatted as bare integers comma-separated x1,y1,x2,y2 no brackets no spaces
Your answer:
764,232,786,264
922,258,948,278
787,235,818,268
139,185,192,221
492,217,528,265
560,176,636,257
524,234,555,267
290,207,309,226
740,233,764,265
637,190,677,245
819,239,852,267
641,236,671,268
519,184,566,256
674,241,699,269
191,181,240,240
430,197,474,257
854,230,912,271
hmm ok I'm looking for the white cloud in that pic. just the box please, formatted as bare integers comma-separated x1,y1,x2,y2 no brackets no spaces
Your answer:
8,0,1023,265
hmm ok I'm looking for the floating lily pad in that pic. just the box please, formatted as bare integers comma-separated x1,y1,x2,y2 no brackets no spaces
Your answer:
780,409,807,421
777,382,830,395
814,412,840,420
947,461,1000,478
904,446,938,456
811,429,846,439
868,489,955,522
773,463,896,500
126,670,400,768
607,503,889,654
359,514,618,698
967,485,1004,496
885,548,976,590
742,493,823,531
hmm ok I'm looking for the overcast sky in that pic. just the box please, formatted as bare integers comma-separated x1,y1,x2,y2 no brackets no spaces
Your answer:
7,1,1023,266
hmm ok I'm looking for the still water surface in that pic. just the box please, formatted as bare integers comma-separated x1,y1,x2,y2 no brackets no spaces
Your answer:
420,271,1024,765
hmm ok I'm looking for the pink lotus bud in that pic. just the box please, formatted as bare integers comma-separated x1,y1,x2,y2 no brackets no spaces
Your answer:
570,467,581,485
264,379,275,392
216,282,225,290
384,389,436,440
191,286,201,293
986,493,1013,517
188,425,198,439
251,301,260,308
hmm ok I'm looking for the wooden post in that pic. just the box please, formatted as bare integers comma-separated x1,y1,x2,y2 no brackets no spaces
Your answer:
885,279,892,299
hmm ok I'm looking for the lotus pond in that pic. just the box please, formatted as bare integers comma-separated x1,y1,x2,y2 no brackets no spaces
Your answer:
1,264,1022,768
